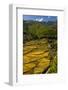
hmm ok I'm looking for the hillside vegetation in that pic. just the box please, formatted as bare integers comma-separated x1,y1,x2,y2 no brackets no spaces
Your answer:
23,20,57,74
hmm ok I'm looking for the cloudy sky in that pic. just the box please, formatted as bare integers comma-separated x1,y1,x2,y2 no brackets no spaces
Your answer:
23,15,57,22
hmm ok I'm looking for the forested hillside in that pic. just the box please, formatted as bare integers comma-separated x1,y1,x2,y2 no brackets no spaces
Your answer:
23,19,57,74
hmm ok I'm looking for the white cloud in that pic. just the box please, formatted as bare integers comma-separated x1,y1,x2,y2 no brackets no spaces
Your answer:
35,18,43,22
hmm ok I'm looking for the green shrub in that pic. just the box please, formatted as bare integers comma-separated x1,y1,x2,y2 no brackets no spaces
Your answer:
48,55,57,73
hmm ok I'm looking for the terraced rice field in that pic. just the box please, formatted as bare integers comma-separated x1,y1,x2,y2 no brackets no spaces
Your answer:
23,39,52,74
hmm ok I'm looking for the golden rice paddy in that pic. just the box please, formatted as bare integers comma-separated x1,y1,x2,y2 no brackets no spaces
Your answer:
23,39,50,74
